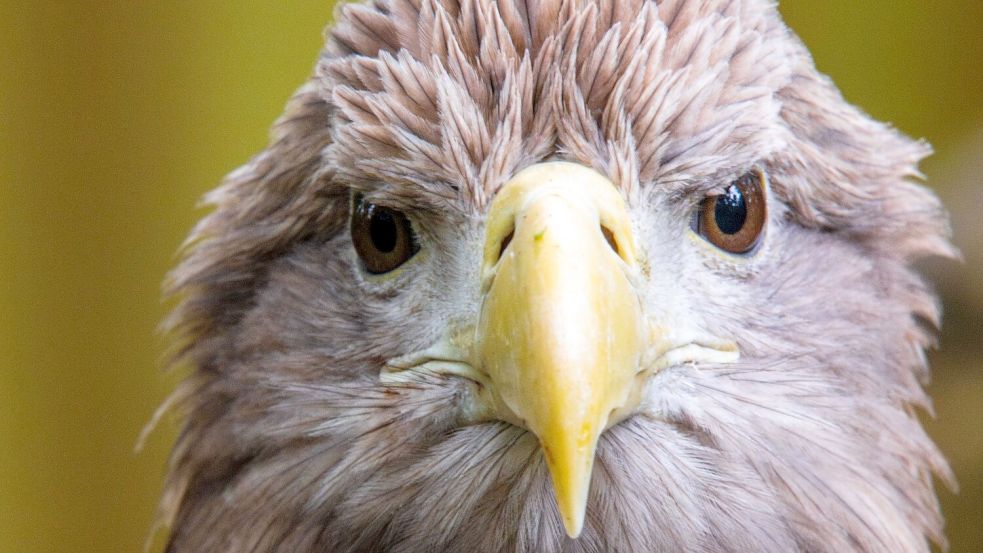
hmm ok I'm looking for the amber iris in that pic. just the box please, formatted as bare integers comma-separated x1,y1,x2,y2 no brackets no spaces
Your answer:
351,195,419,273
697,171,767,254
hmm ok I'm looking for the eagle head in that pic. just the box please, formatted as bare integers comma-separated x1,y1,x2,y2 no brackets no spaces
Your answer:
159,1,954,551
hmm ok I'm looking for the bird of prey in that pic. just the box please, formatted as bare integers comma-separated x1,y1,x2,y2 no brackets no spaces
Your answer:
156,0,955,551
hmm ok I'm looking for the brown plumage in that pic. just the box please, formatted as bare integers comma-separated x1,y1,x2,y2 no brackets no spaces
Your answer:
157,0,955,551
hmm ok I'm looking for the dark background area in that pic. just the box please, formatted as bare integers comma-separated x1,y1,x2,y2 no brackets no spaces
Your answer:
1,2,980,551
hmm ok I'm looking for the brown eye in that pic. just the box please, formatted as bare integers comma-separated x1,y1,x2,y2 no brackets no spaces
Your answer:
351,195,419,274
696,170,767,254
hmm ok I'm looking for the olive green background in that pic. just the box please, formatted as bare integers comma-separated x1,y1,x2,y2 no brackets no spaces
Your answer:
1,2,980,552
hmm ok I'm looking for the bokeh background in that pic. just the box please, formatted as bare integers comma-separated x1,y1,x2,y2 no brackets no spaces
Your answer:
1,1,980,551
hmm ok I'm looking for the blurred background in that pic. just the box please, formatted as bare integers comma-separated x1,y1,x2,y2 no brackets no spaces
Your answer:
0,1,980,551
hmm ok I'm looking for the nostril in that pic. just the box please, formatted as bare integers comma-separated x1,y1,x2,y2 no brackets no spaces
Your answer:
498,229,515,261
600,225,620,257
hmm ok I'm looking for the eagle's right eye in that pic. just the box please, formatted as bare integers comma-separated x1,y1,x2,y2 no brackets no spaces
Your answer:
351,195,419,274
695,170,767,254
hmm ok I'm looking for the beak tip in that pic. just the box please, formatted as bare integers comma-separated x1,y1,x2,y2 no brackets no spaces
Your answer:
549,455,591,540
563,515,585,539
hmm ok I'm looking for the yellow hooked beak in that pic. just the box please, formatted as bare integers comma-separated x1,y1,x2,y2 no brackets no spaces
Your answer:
476,162,646,538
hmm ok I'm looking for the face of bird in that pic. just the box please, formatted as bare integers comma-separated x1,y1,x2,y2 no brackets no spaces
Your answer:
160,1,954,552
377,160,758,536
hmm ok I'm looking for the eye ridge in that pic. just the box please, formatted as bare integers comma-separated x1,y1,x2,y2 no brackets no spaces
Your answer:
696,170,767,254
351,194,419,274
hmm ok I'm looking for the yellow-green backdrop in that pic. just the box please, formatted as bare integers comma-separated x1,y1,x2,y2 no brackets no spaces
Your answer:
1,2,981,552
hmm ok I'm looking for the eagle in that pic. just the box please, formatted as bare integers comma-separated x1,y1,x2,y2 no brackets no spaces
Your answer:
156,0,955,551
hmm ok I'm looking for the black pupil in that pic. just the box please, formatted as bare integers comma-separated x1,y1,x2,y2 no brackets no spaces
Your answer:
714,185,747,235
369,208,399,253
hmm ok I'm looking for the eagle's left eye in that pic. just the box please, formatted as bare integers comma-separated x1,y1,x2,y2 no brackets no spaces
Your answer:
351,195,419,274
695,170,767,254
